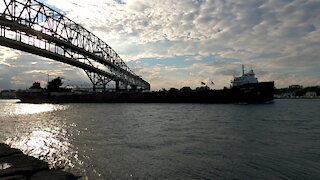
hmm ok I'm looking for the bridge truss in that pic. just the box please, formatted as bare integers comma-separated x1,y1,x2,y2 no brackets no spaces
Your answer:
0,0,150,90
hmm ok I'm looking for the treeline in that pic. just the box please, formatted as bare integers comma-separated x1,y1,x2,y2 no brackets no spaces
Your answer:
158,86,219,93
274,85,320,96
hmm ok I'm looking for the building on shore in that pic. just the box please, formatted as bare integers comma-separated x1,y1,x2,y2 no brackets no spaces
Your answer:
0,90,17,99
304,91,317,98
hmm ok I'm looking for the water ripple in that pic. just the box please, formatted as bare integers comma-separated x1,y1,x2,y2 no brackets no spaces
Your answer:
1,100,320,179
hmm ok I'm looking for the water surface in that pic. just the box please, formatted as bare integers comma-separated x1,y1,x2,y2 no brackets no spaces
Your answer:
1,99,319,179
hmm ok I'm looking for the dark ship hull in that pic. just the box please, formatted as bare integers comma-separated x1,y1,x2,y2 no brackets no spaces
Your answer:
18,82,274,104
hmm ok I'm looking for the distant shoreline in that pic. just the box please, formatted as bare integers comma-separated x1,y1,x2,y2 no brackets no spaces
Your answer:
274,97,320,99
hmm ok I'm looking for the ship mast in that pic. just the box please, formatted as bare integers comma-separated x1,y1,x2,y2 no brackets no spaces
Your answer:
242,65,245,76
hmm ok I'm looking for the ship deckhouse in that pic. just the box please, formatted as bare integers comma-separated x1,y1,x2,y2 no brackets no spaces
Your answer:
231,65,258,87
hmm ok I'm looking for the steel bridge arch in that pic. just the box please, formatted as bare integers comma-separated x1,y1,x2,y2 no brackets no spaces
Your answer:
0,0,150,90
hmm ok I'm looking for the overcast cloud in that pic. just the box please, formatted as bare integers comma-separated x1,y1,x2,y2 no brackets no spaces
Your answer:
1,0,320,90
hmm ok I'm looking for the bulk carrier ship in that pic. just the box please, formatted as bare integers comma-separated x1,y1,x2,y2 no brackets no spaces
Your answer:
18,66,274,104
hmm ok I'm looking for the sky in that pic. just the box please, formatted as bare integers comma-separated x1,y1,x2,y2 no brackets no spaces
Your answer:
1,0,320,90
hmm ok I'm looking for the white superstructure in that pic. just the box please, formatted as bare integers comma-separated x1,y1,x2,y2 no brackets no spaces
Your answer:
231,65,258,87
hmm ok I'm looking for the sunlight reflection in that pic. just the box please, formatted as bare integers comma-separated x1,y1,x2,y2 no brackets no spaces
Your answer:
0,163,12,170
6,128,79,169
14,104,57,114
1,100,80,172
2,102,67,115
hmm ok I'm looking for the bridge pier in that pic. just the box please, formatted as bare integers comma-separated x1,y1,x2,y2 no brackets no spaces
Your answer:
131,85,137,91
115,80,120,91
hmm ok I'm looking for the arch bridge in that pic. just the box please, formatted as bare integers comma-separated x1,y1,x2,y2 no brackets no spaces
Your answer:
0,0,150,91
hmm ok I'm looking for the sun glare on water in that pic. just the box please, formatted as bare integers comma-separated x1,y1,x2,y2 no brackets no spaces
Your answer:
1,100,79,169
14,103,58,114
6,128,79,169
1,100,66,115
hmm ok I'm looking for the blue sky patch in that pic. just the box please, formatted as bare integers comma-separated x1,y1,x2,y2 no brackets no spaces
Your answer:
307,24,316,32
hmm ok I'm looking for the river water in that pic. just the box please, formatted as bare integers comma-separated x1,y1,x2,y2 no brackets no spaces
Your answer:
0,99,320,179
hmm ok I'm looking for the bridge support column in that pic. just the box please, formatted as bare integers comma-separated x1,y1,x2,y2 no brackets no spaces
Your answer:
115,80,120,91
103,84,106,92
131,85,137,91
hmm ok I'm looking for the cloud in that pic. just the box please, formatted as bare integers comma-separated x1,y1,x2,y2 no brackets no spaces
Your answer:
1,0,320,90
43,0,320,60
185,55,203,61
0,48,89,89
